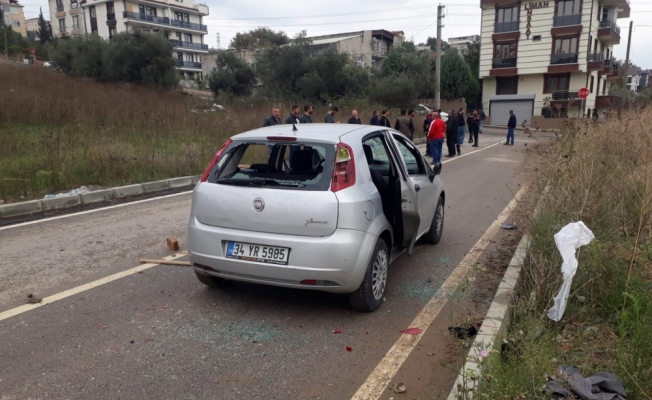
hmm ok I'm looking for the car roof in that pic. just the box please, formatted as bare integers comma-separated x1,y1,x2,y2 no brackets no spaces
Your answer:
232,124,384,144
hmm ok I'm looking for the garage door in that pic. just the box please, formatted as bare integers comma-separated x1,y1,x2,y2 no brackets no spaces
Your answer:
489,100,534,126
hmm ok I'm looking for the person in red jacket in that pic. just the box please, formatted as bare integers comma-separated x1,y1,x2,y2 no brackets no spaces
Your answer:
427,112,446,164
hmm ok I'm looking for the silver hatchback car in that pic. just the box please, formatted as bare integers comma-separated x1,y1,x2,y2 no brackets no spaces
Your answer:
188,124,445,312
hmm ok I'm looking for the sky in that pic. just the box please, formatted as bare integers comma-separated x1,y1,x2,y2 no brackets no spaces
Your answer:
22,0,652,68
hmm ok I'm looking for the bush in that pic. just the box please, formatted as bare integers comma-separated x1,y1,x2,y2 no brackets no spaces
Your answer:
367,74,418,108
208,50,256,96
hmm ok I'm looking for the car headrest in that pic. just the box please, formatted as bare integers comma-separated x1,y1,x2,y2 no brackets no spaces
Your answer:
290,149,314,173
363,144,373,165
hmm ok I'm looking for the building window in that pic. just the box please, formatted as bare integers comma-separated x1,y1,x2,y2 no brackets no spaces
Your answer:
58,18,66,33
556,0,581,16
12,20,20,27
177,52,183,61
184,33,192,42
590,75,595,93
496,5,519,23
146,6,157,16
106,1,115,19
496,76,519,95
186,53,194,62
10,6,19,14
601,7,608,20
603,80,607,94
89,6,96,18
494,42,517,58
544,73,571,93
109,26,116,38
175,32,182,41
553,36,579,54
70,0,78,9
72,15,79,30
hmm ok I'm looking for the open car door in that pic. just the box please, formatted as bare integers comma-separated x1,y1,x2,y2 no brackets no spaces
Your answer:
383,131,420,254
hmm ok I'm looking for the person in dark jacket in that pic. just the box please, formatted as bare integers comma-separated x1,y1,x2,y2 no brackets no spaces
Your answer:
395,109,415,139
424,111,434,156
348,110,361,124
299,104,313,123
370,110,380,126
506,110,516,145
456,108,466,148
445,109,459,157
467,109,480,147
286,105,301,124
408,109,416,137
478,108,486,133
379,110,391,128
263,107,281,126
324,106,338,123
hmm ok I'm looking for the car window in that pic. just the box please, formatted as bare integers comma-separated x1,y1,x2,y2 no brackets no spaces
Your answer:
362,136,392,177
392,135,426,175
207,140,334,191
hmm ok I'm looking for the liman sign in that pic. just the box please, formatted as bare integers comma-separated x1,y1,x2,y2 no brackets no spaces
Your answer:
524,1,550,39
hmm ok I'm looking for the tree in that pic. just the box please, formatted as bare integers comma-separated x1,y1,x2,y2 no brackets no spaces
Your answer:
462,41,479,81
380,42,436,99
423,37,450,51
71,34,107,79
298,47,369,101
441,48,470,100
208,50,256,96
254,32,310,98
102,32,178,88
230,28,289,50
47,38,75,72
368,74,419,108
37,8,52,44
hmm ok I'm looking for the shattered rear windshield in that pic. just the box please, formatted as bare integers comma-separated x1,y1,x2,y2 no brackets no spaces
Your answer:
206,141,335,191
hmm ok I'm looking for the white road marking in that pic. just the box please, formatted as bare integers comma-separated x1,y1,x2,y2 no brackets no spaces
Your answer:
0,253,188,322
350,185,529,400
484,157,519,163
0,191,193,232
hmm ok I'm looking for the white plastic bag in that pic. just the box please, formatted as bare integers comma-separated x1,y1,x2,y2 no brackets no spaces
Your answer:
547,221,595,322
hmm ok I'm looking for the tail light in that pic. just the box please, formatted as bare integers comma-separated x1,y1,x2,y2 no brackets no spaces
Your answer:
200,138,233,182
331,143,356,192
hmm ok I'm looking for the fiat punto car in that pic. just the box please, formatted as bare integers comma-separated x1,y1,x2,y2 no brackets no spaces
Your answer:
189,124,445,311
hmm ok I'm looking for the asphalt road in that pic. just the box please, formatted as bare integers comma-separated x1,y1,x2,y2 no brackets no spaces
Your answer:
0,129,543,399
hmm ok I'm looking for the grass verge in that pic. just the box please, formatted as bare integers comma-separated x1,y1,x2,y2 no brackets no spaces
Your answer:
473,112,652,399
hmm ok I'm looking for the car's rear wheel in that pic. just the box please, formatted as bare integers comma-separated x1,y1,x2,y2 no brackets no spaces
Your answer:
424,196,445,245
349,240,389,312
195,271,233,288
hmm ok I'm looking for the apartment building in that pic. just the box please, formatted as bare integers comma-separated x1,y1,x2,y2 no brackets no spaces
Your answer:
48,0,209,79
448,35,480,52
479,0,630,125
0,0,27,37
25,17,39,32
305,30,403,70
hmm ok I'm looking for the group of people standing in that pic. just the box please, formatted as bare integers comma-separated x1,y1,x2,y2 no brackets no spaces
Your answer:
424,108,486,163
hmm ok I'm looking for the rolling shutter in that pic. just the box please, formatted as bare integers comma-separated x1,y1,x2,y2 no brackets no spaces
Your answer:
488,95,536,126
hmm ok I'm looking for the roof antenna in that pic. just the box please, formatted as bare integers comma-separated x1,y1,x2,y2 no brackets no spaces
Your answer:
292,123,298,132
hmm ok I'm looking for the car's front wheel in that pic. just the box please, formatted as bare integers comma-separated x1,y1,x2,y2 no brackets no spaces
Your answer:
424,196,445,245
349,239,389,312
195,271,233,288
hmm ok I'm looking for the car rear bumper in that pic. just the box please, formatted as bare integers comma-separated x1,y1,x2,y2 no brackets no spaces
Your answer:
188,217,377,293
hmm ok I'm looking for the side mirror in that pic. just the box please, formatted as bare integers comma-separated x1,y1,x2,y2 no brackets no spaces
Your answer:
434,162,442,175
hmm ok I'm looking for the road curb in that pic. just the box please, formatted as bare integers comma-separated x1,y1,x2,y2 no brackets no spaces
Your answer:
446,186,548,400
0,175,199,219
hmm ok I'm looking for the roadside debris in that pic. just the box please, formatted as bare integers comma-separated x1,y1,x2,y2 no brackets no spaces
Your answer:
547,222,594,322
543,365,627,400
139,259,191,266
448,326,478,339
399,327,423,335
166,236,180,251
26,293,42,304
500,222,518,230
388,383,407,394
43,186,90,199
332,329,342,334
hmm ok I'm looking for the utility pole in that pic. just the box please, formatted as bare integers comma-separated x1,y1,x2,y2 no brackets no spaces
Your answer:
1,5,8,59
216,32,221,50
622,21,633,89
435,4,444,110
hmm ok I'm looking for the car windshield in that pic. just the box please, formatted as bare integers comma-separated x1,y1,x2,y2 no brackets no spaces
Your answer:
207,140,335,191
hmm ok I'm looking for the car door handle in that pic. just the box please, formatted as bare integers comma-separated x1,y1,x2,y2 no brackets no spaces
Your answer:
414,184,420,192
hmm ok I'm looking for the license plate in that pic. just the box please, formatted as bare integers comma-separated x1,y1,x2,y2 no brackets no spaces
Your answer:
226,241,290,265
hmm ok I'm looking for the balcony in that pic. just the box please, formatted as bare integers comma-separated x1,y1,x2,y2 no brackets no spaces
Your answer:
169,39,209,51
551,90,582,108
598,19,621,45
551,53,578,65
123,11,170,26
587,53,604,71
177,60,202,69
607,61,621,79
171,19,207,32
107,13,115,20
55,3,65,17
595,94,623,108
553,14,582,27
56,3,64,12
492,57,517,69
494,20,519,33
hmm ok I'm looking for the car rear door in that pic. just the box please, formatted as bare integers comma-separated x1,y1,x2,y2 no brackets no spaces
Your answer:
390,133,438,238
383,131,420,254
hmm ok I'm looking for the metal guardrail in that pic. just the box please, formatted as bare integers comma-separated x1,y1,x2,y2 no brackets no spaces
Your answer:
171,19,207,32
494,20,519,33
552,90,580,100
600,19,621,35
553,13,582,27
551,52,578,64
122,11,170,26
492,57,517,68
588,52,604,62
107,13,115,20
169,40,209,50
177,60,202,69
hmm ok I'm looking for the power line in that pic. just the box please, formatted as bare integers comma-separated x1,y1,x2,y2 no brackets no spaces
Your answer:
205,4,441,20
206,13,440,27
